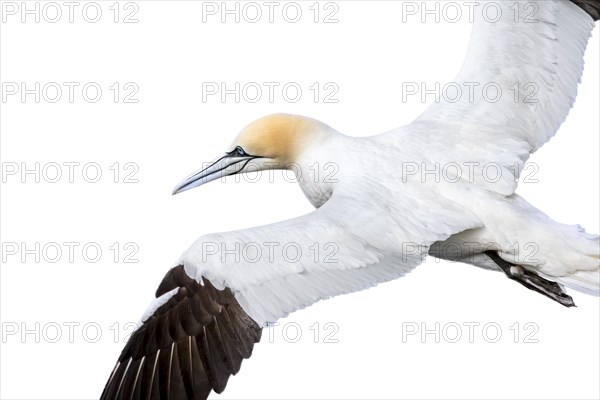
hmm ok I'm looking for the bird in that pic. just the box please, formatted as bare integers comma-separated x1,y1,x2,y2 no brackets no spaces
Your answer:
101,1,600,399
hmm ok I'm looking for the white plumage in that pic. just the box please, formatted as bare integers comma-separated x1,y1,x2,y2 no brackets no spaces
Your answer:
102,1,599,399
177,0,599,324
380,0,596,195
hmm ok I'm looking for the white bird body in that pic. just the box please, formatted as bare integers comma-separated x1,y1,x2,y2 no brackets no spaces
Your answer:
432,193,600,292
179,130,482,324
178,120,599,326
101,1,600,399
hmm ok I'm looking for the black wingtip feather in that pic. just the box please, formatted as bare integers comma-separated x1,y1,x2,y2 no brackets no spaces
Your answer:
101,265,262,400
571,0,600,21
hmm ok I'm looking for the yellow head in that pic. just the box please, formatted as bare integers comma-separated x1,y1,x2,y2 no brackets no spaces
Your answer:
173,113,332,194
232,113,328,165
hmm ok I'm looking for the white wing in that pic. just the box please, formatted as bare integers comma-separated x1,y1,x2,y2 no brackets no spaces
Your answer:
180,179,481,325
101,179,481,399
380,0,597,195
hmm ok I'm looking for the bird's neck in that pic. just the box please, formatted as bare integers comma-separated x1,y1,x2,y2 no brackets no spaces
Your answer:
292,132,341,208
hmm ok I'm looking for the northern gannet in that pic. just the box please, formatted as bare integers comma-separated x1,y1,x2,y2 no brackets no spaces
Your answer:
101,1,600,398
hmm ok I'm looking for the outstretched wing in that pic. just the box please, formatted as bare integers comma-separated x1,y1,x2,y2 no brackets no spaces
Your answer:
101,181,481,399
101,267,261,400
380,0,598,195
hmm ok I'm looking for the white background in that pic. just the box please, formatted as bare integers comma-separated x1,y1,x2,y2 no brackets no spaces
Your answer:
1,1,599,399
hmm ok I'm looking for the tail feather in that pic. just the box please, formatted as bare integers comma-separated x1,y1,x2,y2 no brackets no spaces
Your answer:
555,263,600,296
540,229,600,297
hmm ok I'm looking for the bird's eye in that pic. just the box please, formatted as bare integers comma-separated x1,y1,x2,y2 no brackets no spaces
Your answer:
235,146,246,156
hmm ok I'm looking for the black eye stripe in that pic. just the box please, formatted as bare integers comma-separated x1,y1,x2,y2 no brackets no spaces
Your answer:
226,146,263,160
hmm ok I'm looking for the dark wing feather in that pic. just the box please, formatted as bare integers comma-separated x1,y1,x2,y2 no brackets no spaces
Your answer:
571,0,600,20
100,265,262,400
